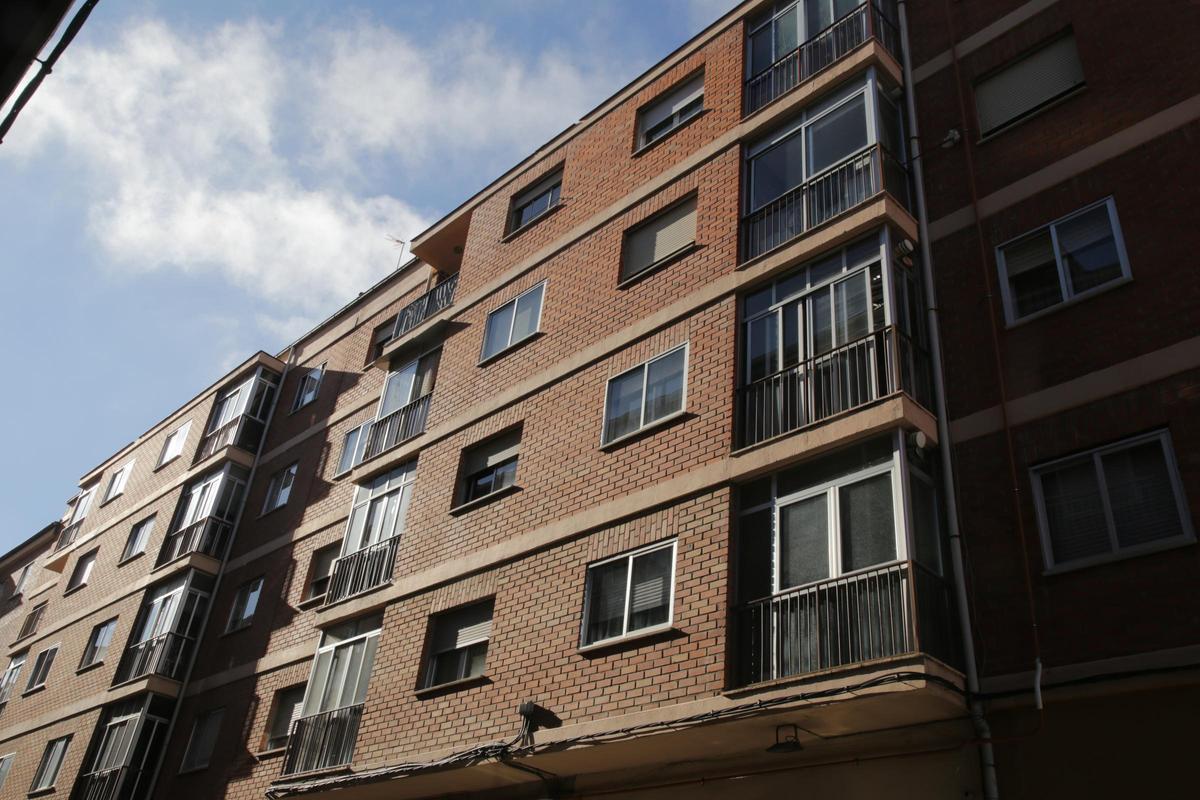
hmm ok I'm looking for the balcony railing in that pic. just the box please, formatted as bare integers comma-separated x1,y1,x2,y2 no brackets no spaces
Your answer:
196,417,239,462
72,765,145,800
745,2,901,116
734,560,956,687
155,516,232,567
361,393,432,461
281,704,364,776
113,631,192,683
738,325,930,449
389,273,459,344
55,520,84,553
741,145,908,263
325,536,400,606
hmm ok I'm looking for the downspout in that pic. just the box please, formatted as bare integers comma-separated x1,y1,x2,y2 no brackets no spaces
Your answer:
140,347,295,799
894,3,1000,798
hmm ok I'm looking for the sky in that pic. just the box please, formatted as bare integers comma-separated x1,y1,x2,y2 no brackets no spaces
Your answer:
0,0,737,554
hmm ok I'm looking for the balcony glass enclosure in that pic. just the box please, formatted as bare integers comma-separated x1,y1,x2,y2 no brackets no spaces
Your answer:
115,572,212,684
156,465,248,567
196,367,280,462
72,695,173,800
738,227,930,448
734,434,957,686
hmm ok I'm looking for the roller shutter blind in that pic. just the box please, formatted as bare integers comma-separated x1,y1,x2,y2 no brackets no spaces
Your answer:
975,35,1084,136
622,198,697,282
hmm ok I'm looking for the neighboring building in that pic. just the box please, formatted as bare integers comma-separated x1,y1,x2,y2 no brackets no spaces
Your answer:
1,1,1197,798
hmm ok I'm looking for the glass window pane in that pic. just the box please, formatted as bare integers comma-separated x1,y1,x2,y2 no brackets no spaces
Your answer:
1004,231,1062,318
737,508,774,604
750,132,804,209
780,494,829,589
810,288,832,355
776,5,799,55
380,362,417,416
1101,441,1184,548
628,547,672,632
747,315,779,382
605,369,644,443
1040,458,1110,563
644,349,686,423
910,475,942,573
585,559,628,644
750,26,774,75
834,272,869,343
1057,206,1122,294
511,285,543,343
482,302,515,359
807,95,867,174
806,0,832,36
839,473,896,571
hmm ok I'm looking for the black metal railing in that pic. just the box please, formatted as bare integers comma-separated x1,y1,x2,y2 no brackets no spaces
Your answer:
738,325,929,448
72,765,140,800
55,520,84,553
734,560,955,687
389,273,459,344
155,516,232,567
113,632,192,683
325,536,400,606
196,417,239,462
745,2,901,115
742,145,908,262
281,704,364,776
361,394,432,461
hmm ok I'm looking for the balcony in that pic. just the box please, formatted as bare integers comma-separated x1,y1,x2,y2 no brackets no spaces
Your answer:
361,394,432,462
738,325,930,449
54,520,84,553
734,560,957,687
155,516,232,568
389,273,459,344
742,144,908,263
745,2,901,116
324,536,400,606
72,765,146,800
195,416,239,462
281,704,364,776
113,631,192,683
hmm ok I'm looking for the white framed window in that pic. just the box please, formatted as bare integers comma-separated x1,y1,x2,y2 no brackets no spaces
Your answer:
305,545,340,601
158,421,192,467
377,349,440,420
291,364,325,412
226,577,264,632
122,516,156,562
30,735,70,792
180,708,224,772
25,645,58,692
602,344,688,445
336,422,371,476
1031,430,1193,572
975,34,1084,138
424,600,493,689
997,198,1131,324
11,562,32,597
621,197,697,284
582,541,676,647
66,549,98,592
17,602,47,640
0,752,12,791
301,614,382,717
480,283,546,361
0,654,26,705
103,461,135,503
79,619,117,669
508,168,562,233
265,685,306,751
637,72,704,148
367,316,396,364
459,430,521,505
70,485,97,526
343,462,417,557
263,463,298,513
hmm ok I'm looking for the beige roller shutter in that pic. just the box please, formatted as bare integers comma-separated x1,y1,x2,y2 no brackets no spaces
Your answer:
621,197,697,282
975,35,1084,136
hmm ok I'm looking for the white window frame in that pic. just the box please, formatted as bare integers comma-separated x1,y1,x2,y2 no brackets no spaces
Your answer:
122,516,156,562
103,461,135,503
70,485,97,526
996,197,1132,326
0,654,26,704
601,343,690,446
291,364,325,412
262,463,299,514
17,601,47,640
66,549,98,592
30,735,70,792
424,600,494,689
11,563,32,597
479,281,547,363
180,708,224,772
24,644,58,693
306,545,340,602
79,619,118,669
0,752,13,791
580,540,678,648
1030,430,1194,573
226,576,264,633
636,72,704,149
158,421,192,467
335,422,371,476
300,615,382,717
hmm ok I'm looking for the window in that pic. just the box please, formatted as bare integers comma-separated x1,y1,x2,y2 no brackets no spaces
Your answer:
458,429,521,505
997,198,1130,323
508,168,562,233
226,577,264,632
425,600,493,688
79,619,117,669
265,685,306,751
583,541,676,646
748,1,866,79
66,549,98,592
158,421,192,466
17,601,46,640
291,364,325,412
180,708,224,772
263,463,298,513
25,645,57,692
0,654,25,705
637,73,704,148
103,461,135,503
336,422,371,476
70,486,96,526
344,462,416,556
368,316,397,363
378,349,440,421
975,34,1084,137
0,753,12,791
301,614,381,717
621,198,698,284
11,563,32,598
1032,431,1193,571
602,344,688,445
30,735,70,792
480,283,545,361
122,516,156,562
305,545,340,601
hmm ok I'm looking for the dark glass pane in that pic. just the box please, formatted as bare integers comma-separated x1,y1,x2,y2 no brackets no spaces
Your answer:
747,315,779,382
807,95,867,174
644,349,686,423
737,508,774,604
780,494,829,588
778,436,893,497
839,473,896,571
629,548,672,631
585,560,629,644
750,132,804,210
1057,206,1122,294
482,302,515,359
1102,441,1183,548
605,369,644,442
1040,458,1110,563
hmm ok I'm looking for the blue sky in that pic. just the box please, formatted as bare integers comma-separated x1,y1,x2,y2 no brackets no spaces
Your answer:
0,0,735,554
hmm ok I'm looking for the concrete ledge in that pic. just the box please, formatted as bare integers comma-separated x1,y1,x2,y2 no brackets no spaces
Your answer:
0,673,179,746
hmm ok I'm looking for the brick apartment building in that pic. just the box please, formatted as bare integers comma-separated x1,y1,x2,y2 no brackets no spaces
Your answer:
1,0,1198,798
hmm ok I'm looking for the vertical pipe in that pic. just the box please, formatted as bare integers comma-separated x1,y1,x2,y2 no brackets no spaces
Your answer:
894,3,1000,798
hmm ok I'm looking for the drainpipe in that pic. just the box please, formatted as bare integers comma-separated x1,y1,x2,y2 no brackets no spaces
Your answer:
894,3,1000,798
140,348,295,799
